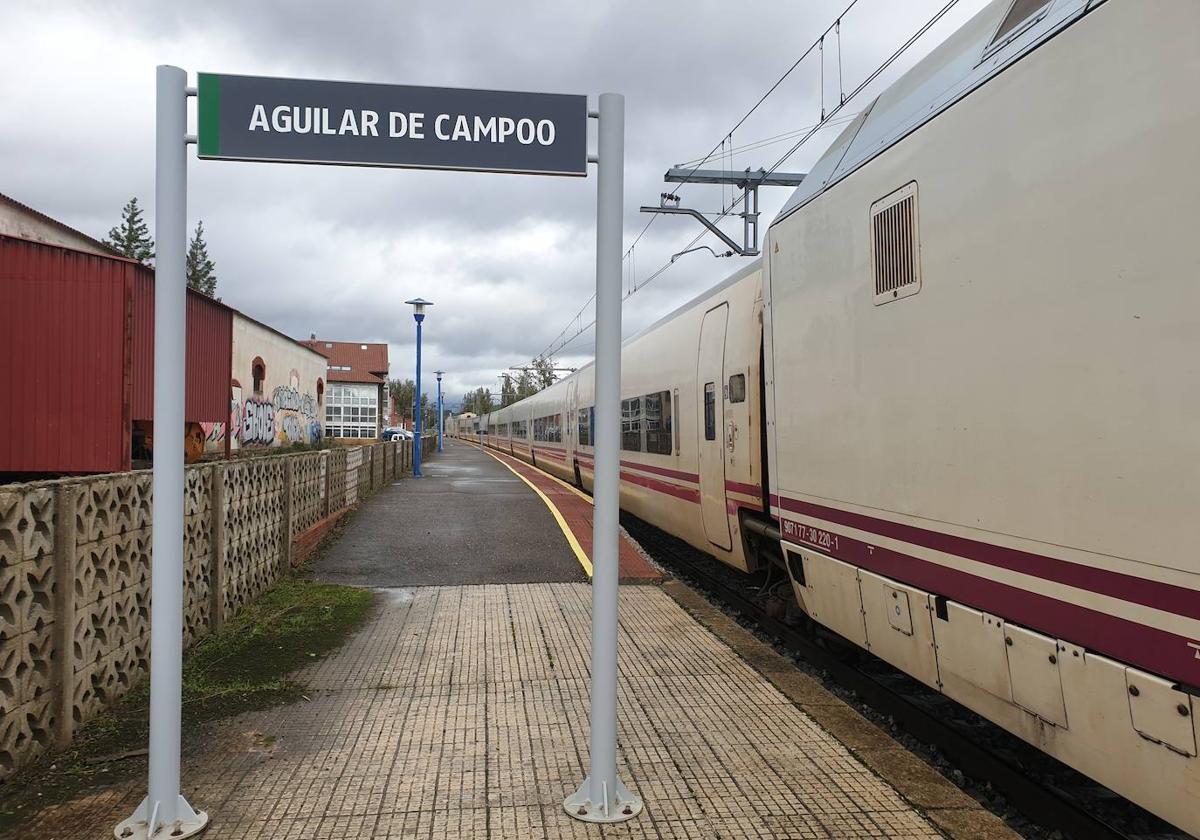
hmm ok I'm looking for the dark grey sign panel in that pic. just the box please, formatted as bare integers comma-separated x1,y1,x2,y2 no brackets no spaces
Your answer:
197,73,588,176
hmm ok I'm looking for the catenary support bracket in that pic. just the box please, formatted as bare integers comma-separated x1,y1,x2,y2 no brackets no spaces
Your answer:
639,167,806,257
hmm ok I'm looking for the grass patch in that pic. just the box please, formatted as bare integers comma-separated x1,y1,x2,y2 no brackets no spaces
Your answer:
0,577,374,829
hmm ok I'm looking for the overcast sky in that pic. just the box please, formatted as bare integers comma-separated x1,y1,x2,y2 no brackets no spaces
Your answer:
1,0,991,407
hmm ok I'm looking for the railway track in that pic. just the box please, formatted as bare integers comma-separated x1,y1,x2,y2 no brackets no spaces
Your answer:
622,513,1190,840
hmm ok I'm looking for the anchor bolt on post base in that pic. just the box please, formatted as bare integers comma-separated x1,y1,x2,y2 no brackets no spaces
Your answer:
563,777,644,824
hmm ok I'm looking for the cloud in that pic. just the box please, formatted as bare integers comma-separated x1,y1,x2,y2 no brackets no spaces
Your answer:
0,0,991,400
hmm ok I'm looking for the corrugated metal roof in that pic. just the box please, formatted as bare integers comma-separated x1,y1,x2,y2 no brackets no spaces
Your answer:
302,338,389,383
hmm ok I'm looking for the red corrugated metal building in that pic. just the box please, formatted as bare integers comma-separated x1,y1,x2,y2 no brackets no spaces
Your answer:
0,234,232,475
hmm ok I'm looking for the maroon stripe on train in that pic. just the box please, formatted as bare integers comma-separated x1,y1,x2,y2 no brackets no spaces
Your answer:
621,470,701,504
778,516,1200,688
618,460,699,483
725,479,763,497
532,446,566,462
577,455,697,483
774,495,1200,622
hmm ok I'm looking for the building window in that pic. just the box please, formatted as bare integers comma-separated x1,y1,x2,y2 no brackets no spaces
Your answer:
324,382,379,439
251,357,266,396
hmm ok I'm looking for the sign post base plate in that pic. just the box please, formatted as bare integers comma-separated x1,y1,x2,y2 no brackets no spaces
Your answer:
563,776,643,824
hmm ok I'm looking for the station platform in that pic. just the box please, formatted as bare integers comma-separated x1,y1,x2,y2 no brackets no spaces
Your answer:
482,445,663,582
19,440,1012,839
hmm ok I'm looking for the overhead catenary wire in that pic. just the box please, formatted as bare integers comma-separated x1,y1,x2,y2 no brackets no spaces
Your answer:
537,1,863,364
535,0,963,366
627,0,968,304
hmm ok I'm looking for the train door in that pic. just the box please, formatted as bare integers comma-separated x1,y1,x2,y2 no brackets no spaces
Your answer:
697,304,732,550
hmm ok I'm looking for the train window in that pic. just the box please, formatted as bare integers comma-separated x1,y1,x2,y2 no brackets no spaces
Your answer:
534,414,562,443
498,423,508,436
728,374,746,403
644,391,672,455
704,383,716,441
512,419,527,438
989,0,1048,49
578,408,591,447
672,389,680,455
621,397,642,451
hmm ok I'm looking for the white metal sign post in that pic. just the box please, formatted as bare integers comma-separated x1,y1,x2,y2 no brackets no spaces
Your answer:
119,67,637,838
563,92,641,823
114,65,206,840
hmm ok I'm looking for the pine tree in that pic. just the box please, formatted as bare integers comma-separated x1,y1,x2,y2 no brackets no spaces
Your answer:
102,197,154,264
185,221,218,297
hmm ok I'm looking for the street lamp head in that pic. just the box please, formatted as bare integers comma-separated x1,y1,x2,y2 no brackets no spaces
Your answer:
405,297,434,323
434,370,444,381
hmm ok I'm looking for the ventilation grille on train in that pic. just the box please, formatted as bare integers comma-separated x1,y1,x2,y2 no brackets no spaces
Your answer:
871,182,921,305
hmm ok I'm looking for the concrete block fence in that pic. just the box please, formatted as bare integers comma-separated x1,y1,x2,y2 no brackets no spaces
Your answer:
0,437,432,781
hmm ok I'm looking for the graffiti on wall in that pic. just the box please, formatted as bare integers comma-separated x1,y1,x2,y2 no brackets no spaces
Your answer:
271,385,316,416
271,385,322,445
229,384,321,448
200,422,226,444
241,398,277,446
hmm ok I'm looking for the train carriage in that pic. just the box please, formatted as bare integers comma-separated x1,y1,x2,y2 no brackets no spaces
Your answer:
763,0,1200,831
474,0,1199,831
486,263,768,571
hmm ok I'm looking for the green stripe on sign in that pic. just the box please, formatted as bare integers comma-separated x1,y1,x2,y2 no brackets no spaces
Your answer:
197,73,220,157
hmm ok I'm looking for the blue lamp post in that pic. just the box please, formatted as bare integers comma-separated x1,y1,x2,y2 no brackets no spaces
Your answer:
434,370,445,453
405,297,433,477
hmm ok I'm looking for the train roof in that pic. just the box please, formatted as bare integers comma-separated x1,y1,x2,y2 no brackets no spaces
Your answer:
565,258,762,381
774,0,1098,224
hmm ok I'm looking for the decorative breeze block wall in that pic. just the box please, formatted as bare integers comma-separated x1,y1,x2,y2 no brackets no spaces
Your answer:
0,440,399,781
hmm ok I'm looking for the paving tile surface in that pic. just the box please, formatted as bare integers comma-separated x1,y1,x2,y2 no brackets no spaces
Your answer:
19,584,942,839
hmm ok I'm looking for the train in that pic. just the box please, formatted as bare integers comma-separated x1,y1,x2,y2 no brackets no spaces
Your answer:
454,0,1200,832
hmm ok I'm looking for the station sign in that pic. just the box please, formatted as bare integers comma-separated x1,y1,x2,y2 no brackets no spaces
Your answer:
197,73,588,176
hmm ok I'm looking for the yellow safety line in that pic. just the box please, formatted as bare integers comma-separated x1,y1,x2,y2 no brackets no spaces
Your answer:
535,458,595,504
484,449,593,578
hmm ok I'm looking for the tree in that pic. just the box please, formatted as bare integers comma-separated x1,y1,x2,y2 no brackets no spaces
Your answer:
185,221,218,296
388,379,416,424
500,374,516,407
532,356,558,390
515,369,537,399
103,197,154,264
458,387,494,417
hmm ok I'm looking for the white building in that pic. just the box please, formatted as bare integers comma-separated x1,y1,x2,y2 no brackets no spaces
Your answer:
302,338,389,440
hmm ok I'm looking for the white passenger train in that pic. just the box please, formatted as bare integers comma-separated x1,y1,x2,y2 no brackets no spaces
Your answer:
457,0,1200,831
